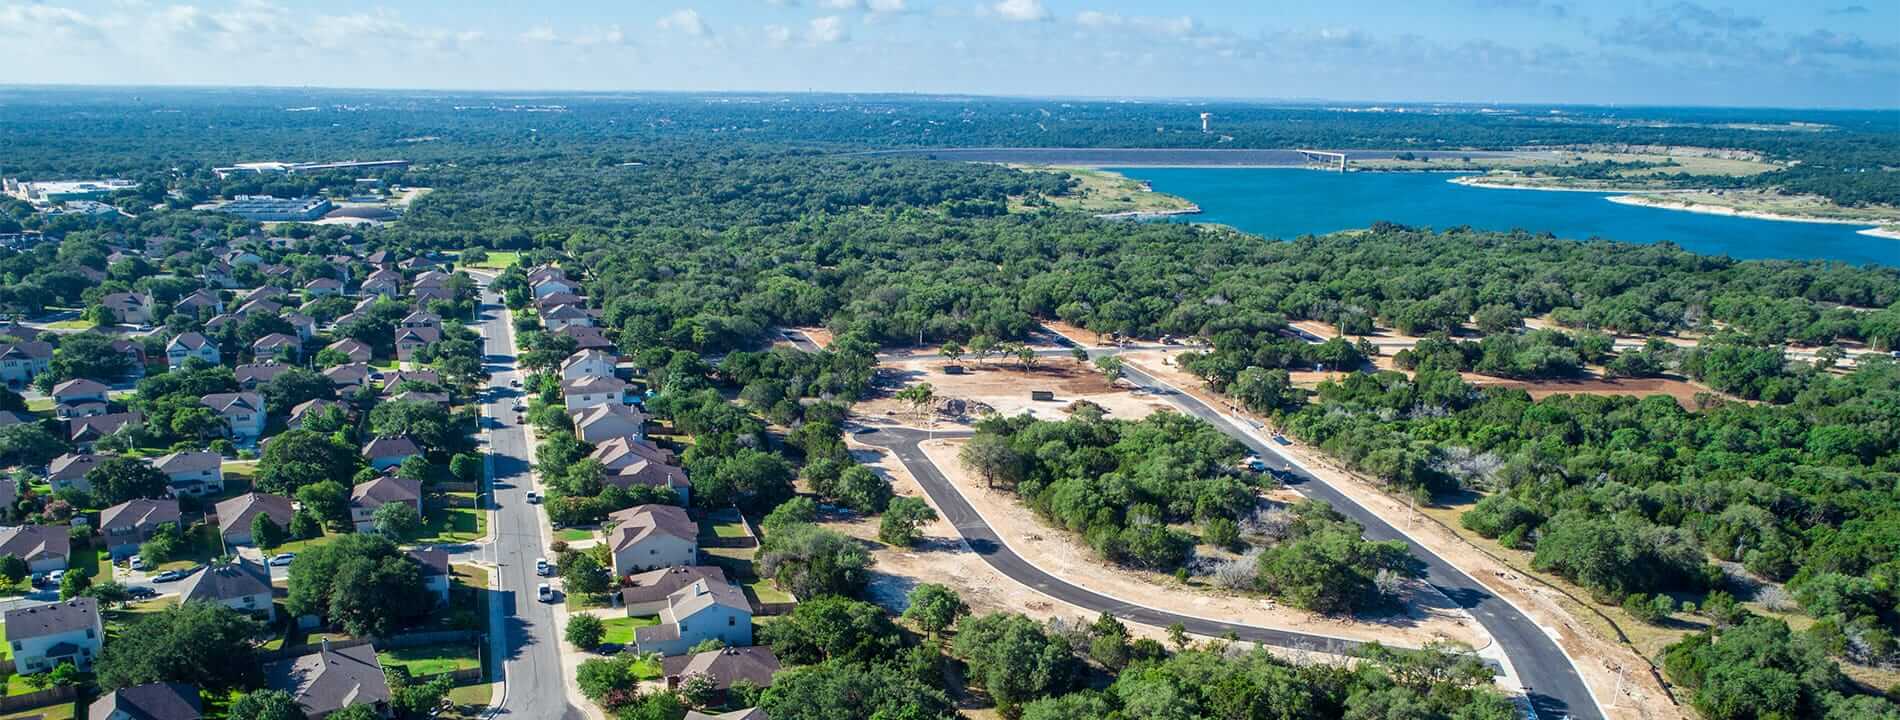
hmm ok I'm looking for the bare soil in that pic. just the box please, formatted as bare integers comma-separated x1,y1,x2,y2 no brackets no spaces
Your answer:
859,356,1171,424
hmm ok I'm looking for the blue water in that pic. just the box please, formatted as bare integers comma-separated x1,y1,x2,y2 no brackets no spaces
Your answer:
1111,168,1897,267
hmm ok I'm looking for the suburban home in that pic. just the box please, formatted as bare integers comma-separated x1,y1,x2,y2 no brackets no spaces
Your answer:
251,333,302,362
89,682,203,720
663,647,780,706
233,298,283,318
150,451,225,497
621,566,728,614
303,277,344,298
3,598,103,673
203,315,237,334
284,313,318,341
110,339,148,379
265,642,392,719
174,289,225,316
200,392,267,441
541,304,594,331
533,292,585,313
215,492,295,546
100,292,155,325
51,378,110,409
393,326,440,363
178,558,275,621
531,276,577,299
324,338,374,364
560,348,616,383
235,362,291,389
71,411,141,450
571,403,649,444
406,548,451,604
362,270,402,297
221,249,262,266
59,401,108,420
48,452,101,493
399,311,440,331
0,341,53,389
555,325,614,352
592,436,678,469
605,504,698,576
632,576,753,657
166,332,221,369
0,524,70,573
388,391,449,407
289,399,345,429
349,475,422,532
241,286,288,303
412,286,452,306
411,271,449,289
100,498,181,560
361,436,421,472
604,457,690,505
204,262,237,289
324,363,372,390
562,375,630,411
381,369,440,392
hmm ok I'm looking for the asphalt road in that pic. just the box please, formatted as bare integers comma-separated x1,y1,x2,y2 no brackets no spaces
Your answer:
474,280,583,720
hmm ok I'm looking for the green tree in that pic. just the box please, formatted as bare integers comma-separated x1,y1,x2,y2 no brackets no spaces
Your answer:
560,552,609,596
901,583,966,638
758,662,956,720
286,533,431,636
58,569,90,600
757,523,872,599
258,430,360,494
878,496,937,546
566,613,605,650
86,456,171,504
0,554,28,587
372,502,422,540
230,691,307,720
951,612,1080,714
251,514,287,551
758,596,903,665
295,481,351,531
96,601,264,691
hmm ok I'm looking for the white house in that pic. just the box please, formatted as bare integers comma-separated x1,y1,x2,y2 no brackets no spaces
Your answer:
150,451,225,497
200,392,266,441
99,292,155,326
177,558,275,621
606,505,698,577
562,375,630,411
560,349,616,383
100,498,181,560
531,276,577,299
50,379,110,409
4,598,103,673
540,304,594,331
632,576,753,657
570,403,648,444
166,332,220,369
0,341,52,389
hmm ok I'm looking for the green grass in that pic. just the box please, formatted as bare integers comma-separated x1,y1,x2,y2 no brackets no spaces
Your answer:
270,531,341,555
745,580,795,605
461,251,520,270
70,545,105,579
379,643,482,676
419,500,486,544
599,615,660,646
106,597,179,637
564,593,611,611
3,674,42,698
43,320,94,330
555,528,596,542
443,683,496,719
25,398,52,413
0,701,75,720
452,563,491,635
154,524,224,572
0,624,9,661
629,654,664,680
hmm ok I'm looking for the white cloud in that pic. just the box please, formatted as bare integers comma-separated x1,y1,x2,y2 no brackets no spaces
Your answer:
656,8,710,37
991,0,1049,22
0,3,108,42
764,23,795,46
867,0,909,13
819,0,861,8
808,15,847,43
1075,10,1120,28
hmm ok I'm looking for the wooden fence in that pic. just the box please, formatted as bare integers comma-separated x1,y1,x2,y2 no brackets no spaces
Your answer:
0,685,77,713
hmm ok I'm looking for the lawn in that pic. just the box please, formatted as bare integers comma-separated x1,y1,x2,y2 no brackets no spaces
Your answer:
599,615,660,646
270,531,341,555
379,643,482,676
419,500,486,544
106,597,179,636
70,545,105,579
461,251,520,270
564,592,611,611
154,524,224,572
442,683,495,720
629,653,664,680
745,580,795,605
0,701,74,720
0,672,29,697
0,623,9,661
42,319,94,330
555,527,596,542
24,398,52,413
451,563,491,631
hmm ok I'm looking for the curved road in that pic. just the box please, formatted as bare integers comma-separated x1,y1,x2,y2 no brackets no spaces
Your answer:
862,339,1601,720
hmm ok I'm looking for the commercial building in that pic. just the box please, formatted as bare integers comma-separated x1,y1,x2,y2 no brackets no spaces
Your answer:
212,160,410,179
215,196,335,222
2,178,135,204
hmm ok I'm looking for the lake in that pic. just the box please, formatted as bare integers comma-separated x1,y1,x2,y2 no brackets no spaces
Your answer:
1110,167,1898,267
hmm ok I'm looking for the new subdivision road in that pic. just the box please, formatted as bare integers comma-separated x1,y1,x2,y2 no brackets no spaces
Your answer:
474,277,583,720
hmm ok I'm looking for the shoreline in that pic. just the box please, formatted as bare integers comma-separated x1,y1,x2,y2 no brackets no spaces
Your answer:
1446,175,1656,194
1860,227,1900,241
1603,194,1883,228
1096,205,1203,221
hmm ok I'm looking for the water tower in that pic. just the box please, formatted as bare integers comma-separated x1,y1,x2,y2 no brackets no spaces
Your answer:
1200,112,1212,133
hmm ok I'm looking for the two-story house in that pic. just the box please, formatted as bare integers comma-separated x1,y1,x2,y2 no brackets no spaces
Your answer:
70,412,140,451
0,524,70,573
323,338,374,365
560,349,616,383
288,399,345,430
235,362,291,390
303,277,344,299
166,332,221,370
361,436,421,472
100,498,181,560
324,363,372,390
3,598,103,673
561,375,630,412
89,682,203,720
264,642,391,720
632,576,753,657
606,504,698,577
214,492,295,547
99,292,155,326
392,326,440,364
250,334,302,363
200,392,266,442
620,566,729,615
178,558,274,621
174,289,225,317
150,451,224,497
406,548,451,605
48,452,101,493
540,304,594,331
349,475,422,533
0,341,53,389
51,378,110,409
662,647,780,708
570,403,650,444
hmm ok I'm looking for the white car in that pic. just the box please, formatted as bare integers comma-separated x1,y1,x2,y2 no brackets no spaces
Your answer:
45,569,66,585
537,583,554,603
129,555,150,571
535,557,552,576
525,490,541,504
269,553,296,567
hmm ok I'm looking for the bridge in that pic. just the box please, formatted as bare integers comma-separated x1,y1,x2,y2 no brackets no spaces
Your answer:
1297,149,1347,171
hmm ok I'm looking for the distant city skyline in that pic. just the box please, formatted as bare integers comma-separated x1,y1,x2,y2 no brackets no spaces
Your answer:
0,0,1894,109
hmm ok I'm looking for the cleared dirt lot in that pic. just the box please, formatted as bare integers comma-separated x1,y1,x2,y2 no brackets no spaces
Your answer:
858,356,1172,424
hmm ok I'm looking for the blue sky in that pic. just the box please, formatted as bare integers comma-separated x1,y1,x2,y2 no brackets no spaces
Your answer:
1,0,1894,107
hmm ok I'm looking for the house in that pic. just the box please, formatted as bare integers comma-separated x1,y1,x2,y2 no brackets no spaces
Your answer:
71,412,141,450
251,333,302,362
591,436,677,469
388,391,449,407
541,304,594,331
100,292,155,325
349,475,422,532
605,505,698,576
531,275,577,299
204,262,237,289
150,451,224,497
411,271,449,289
174,289,225,316
381,369,440,392
361,436,421,472
52,378,110,408
284,313,317,342
362,270,402,297
604,457,689,505
99,498,181,560
177,558,274,621
48,452,102,493
555,325,615,352
241,286,288,304
399,311,440,331
235,362,292,390
571,403,649,444
289,399,345,429
200,392,266,441
393,326,440,363
215,492,295,546
233,298,283,318
3,598,102,673
109,339,148,379
411,286,451,307
662,647,780,706
0,411,26,428
562,375,630,411
324,338,373,364
59,401,109,420
533,292,585,313
560,349,616,383
167,332,220,369
0,524,70,573
303,277,344,298
203,314,237,334
621,566,728,614
324,363,372,390
632,576,753,657
265,642,392,719
89,682,204,720
406,548,450,604
0,341,53,389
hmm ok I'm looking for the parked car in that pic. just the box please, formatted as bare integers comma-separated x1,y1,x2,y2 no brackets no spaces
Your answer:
269,553,296,566
130,555,151,571
510,379,522,387
126,586,158,599
535,557,552,576
537,583,554,602
525,490,541,504
45,570,66,585
152,569,189,583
